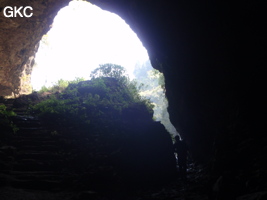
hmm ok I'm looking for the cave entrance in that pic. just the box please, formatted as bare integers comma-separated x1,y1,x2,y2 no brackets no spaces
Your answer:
32,0,147,90
31,0,177,135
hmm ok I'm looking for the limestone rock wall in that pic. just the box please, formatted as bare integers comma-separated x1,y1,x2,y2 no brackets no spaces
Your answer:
19,51,36,95
0,0,70,96
88,0,266,162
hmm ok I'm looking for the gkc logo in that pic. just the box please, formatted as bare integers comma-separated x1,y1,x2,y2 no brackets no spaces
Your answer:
3,6,33,18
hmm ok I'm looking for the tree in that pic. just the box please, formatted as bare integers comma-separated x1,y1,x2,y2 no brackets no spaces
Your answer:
133,61,177,135
90,63,153,108
90,63,127,80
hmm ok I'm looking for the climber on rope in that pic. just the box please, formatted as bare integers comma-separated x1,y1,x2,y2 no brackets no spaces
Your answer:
173,135,188,180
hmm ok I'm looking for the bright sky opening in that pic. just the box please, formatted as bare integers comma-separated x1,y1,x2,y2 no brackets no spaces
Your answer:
31,0,149,90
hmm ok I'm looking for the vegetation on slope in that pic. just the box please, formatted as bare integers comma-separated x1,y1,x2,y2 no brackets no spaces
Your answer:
0,104,18,134
31,64,154,134
1,64,176,185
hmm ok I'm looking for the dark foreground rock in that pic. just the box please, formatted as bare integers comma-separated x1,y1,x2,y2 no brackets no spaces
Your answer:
0,95,177,195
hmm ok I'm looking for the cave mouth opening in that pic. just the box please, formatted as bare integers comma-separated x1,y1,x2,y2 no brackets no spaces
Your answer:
31,0,147,90
31,0,177,136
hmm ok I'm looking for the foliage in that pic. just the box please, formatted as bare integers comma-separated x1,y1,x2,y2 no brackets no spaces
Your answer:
0,104,18,133
90,64,149,105
38,86,49,93
0,105,16,117
32,66,154,134
90,63,127,80
133,60,177,134
31,95,88,129
37,77,86,94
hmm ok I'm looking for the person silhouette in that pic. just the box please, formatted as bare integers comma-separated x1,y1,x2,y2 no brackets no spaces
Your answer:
173,135,187,180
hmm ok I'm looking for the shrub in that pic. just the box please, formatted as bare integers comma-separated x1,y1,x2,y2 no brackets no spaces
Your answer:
32,63,154,135
0,104,18,133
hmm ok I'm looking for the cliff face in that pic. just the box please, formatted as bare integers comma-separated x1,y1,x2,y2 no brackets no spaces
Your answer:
0,0,70,96
0,0,266,190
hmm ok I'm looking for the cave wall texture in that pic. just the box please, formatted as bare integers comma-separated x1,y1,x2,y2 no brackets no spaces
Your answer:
0,0,70,96
0,0,266,179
